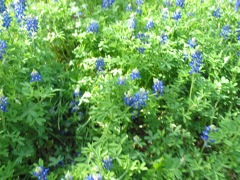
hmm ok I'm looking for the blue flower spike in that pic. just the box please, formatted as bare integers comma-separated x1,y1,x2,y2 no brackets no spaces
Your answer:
0,93,8,112
128,14,136,29
95,58,105,72
130,68,141,80
33,166,49,180
126,4,132,11
176,0,185,8
146,18,154,30
0,40,7,60
212,7,221,18
102,156,113,170
200,125,217,147
85,174,102,180
116,76,126,85
172,9,181,21
30,69,42,82
2,11,12,29
188,37,198,48
152,78,164,96
26,17,38,36
87,21,99,33
189,50,203,74
102,0,115,9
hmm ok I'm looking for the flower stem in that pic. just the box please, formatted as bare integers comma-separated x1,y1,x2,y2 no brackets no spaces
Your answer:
1,112,6,130
189,74,195,100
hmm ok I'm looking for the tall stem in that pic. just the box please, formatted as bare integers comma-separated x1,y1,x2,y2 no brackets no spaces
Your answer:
189,74,195,100
1,112,6,130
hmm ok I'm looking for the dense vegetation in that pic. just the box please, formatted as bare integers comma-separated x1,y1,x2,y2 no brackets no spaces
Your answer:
0,0,239,179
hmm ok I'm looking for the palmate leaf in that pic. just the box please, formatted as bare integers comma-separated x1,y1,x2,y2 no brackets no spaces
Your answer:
48,156,64,167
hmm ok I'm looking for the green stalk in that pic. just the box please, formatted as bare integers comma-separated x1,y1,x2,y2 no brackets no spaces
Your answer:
187,74,195,115
189,74,195,100
1,112,6,130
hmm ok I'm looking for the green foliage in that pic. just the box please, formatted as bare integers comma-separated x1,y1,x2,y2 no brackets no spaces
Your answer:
0,0,239,179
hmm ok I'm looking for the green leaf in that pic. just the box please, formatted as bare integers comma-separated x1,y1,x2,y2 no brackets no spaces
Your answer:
48,156,63,167
224,139,233,146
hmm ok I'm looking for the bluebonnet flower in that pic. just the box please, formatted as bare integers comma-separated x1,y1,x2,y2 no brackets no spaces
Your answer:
70,90,84,119
200,130,208,141
128,17,136,29
132,89,148,109
136,33,144,39
136,33,149,44
220,25,231,39
0,40,7,60
237,22,240,41
152,79,164,96
116,76,126,85
160,34,168,44
238,52,240,57
14,0,26,22
136,7,142,14
70,87,82,113
130,69,141,80
189,51,203,74
172,10,181,21
70,99,80,113
57,160,64,166
212,8,221,18
146,19,154,30
92,174,102,180
164,0,172,7
137,47,146,54
73,87,82,98
33,166,49,180
2,11,12,29
200,125,217,147
0,96,8,112
183,53,188,61
176,0,185,8
26,17,38,36
95,58,105,72
136,0,144,6
131,110,139,120
124,89,148,109
26,17,38,31
65,171,73,180
30,69,42,82
236,0,240,11
126,4,132,11
0,0,6,13
102,0,115,8
191,51,202,61
123,93,134,107
87,21,99,33
85,175,94,180
85,174,102,180
188,38,198,48
102,156,113,170
161,8,169,19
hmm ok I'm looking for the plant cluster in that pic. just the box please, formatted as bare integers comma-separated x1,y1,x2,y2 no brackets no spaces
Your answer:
0,0,239,179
